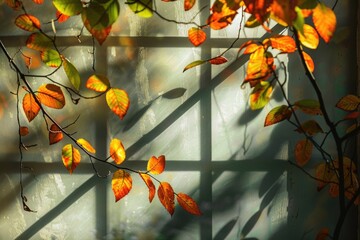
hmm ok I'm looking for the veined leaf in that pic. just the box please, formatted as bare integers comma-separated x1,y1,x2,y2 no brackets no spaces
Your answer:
49,123,63,145
37,84,65,109
315,163,335,191
86,74,111,92
313,3,336,43
158,182,175,216
106,88,130,120
147,155,165,175
63,58,81,91
245,48,274,84
109,138,126,164
112,170,132,202
183,60,206,72
184,0,195,11
40,49,62,67
77,138,96,154
20,126,29,136
264,105,292,127
26,32,53,51
249,81,273,110
208,56,227,65
336,95,360,111
295,138,313,167
207,0,240,30
188,27,206,47
302,51,315,72
127,0,153,18
15,14,41,32
139,173,156,202
263,35,296,53
53,0,83,16
294,99,322,115
295,120,323,136
62,144,81,174
297,24,319,49
239,41,261,54
22,93,40,122
176,193,202,215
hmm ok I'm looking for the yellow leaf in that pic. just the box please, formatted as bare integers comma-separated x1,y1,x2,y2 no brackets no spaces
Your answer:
263,35,296,53
62,144,81,174
313,3,336,43
15,14,41,32
109,138,126,164
112,170,132,202
106,88,130,120
77,138,96,154
37,84,65,109
86,74,110,92
297,24,319,49
147,155,165,175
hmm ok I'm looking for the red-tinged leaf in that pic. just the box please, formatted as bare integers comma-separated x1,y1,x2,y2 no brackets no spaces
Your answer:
106,88,130,120
336,95,360,111
315,163,334,191
315,228,330,240
176,193,202,215
294,138,313,167
20,126,29,136
297,24,319,49
188,27,206,47
147,155,165,175
53,0,83,16
23,93,40,122
208,56,228,65
109,138,126,164
245,48,274,84
243,0,272,25
158,182,175,216
40,49,62,67
4,0,22,10
263,35,296,53
15,14,41,32
302,51,314,72
294,99,322,115
295,120,323,136
56,10,71,23
49,124,63,145
112,170,132,202
264,105,292,127
271,0,298,26
207,0,240,30
249,81,273,110
183,60,206,72
239,41,261,54
37,84,65,109
313,3,336,43
184,0,195,11
77,138,96,154
63,58,81,91
26,33,53,51
32,0,43,4
62,144,81,174
139,173,156,202
344,111,360,120
86,74,111,93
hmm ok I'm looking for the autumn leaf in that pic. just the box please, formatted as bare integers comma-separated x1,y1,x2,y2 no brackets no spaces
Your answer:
106,88,130,120
139,173,156,202
344,111,360,120
4,0,22,10
40,49,62,67
295,120,323,136
302,51,315,72
109,138,126,164
315,163,335,191
313,3,336,43
188,27,206,47
112,170,132,202
53,0,83,16
32,0,43,4
264,105,292,127
297,24,319,49
77,138,96,154
15,14,41,32
294,99,322,115
176,193,202,215
208,56,228,65
86,74,111,92
336,95,360,111
245,47,274,84
184,0,195,11
26,32,53,51
263,35,296,53
63,58,81,91
183,60,206,72
271,0,298,26
239,41,261,54
243,0,272,25
127,0,153,18
294,138,313,167
207,0,240,30
158,182,175,215
147,155,165,175
62,144,81,174
22,93,40,122
249,81,273,110
20,126,29,136
315,228,330,240
37,84,65,109
245,14,262,28
56,10,71,23
49,123,63,145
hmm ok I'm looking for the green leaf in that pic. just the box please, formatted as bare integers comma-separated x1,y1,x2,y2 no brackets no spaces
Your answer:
26,33,53,51
295,120,323,136
40,49,62,67
62,144,81,174
294,99,322,115
127,0,153,18
264,105,292,126
15,14,41,32
293,7,304,35
249,81,273,110
86,74,111,92
183,60,206,72
53,0,83,16
63,59,81,91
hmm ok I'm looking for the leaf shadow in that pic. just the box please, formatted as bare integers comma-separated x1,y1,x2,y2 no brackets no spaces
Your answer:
213,217,239,240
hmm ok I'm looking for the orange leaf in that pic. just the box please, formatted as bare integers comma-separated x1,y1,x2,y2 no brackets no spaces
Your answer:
264,105,292,127
158,182,175,216
62,144,81,174
344,111,360,120
112,170,132,202
297,24,319,49
302,51,314,72
270,0,298,26
32,0,43,4
26,32,53,51
188,27,206,47
263,35,296,53
239,41,261,54
207,0,239,30
49,123,63,145
22,93,40,122
37,84,65,109
294,138,313,167
176,193,202,215
315,228,330,240
77,138,96,154
208,56,227,65
4,0,22,10
20,126,29,136
109,138,126,164
15,14,41,32
184,0,195,11
106,88,130,120
139,173,156,202
243,0,272,25
147,155,165,175
56,10,70,23
336,95,360,112
313,3,336,43
86,74,111,93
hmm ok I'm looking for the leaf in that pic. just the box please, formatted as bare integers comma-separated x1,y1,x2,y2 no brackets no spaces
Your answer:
315,163,335,191
162,88,187,99
49,123,63,145
344,111,360,120
62,144,81,174
77,138,96,154
112,170,132,202
106,88,130,120
315,228,330,240
147,155,165,175
63,59,81,91
22,93,40,122
336,95,360,111
207,0,241,30
293,7,305,34
53,0,83,16
243,0,272,25
157,182,175,215
294,99,322,115
176,193,202,215
245,15,262,28
295,120,323,136
20,126,29,136
302,51,315,72
26,33,53,51
15,14,41,32
127,0,153,18
208,56,228,65
40,49,62,67
271,0,298,26
294,139,313,167
184,0,195,11
188,27,206,47
263,35,296,53
86,74,111,92
37,84,65,109
183,60,206,72
297,24,319,49
4,0,22,10
56,10,71,23
32,0,44,4
109,138,126,164
313,3,336,43
249,81,273,110
245,48,274,84
239,41,261,54
139,173,156,202
264,105,292,127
